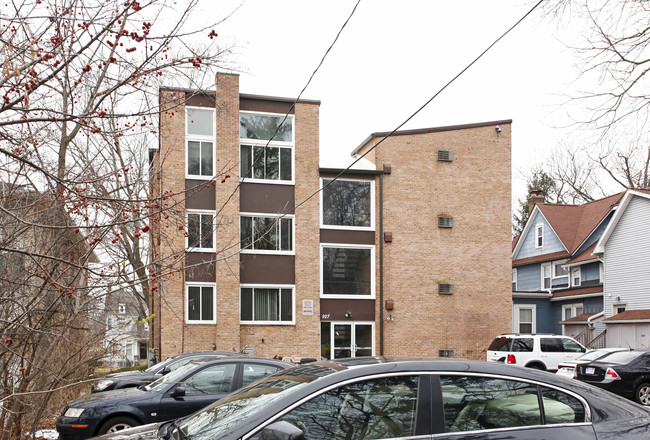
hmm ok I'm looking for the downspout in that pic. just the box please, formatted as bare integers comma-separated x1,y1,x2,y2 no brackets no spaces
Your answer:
588,311,604,327
379,173,384,355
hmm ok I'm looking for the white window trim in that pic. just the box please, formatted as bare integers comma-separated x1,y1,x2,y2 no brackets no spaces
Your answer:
552,259,569,279
613,303,626,314
599,263,604,283
513,304,536,333
562,303,584,321
240,212,295,255
541,262,551,290
571,266,582,287
185,106,216,180
512,268,517,291
535,223,544,248
319,177,375,231
239,283,296,325
239,111,295,185
185,282,217,325
186,209,216,252
320,243,376,300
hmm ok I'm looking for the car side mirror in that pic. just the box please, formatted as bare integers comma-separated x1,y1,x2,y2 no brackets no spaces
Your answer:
259,421,305,440
171,387,185,398
160,367,171,375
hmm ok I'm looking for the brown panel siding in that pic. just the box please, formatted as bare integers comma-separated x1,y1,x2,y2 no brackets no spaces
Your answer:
185,253,216,281
320,229,375,245
240,183,294,213
186,180,216,210
186,92,216,108
320,299,375,321
240,98,294,115
240,254,295,284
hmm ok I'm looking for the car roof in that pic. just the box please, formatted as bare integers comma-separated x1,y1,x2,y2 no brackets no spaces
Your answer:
183,356,290,368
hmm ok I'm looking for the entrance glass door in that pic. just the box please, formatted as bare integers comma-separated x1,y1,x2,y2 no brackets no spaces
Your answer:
323,322,374,359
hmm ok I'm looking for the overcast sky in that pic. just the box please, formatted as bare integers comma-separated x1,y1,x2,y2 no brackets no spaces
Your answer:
192,0,584,203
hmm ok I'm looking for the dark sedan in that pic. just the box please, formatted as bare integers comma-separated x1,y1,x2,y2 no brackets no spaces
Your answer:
56,357,288,440
576,349,650,405
91,351,242,393
97,357,650,440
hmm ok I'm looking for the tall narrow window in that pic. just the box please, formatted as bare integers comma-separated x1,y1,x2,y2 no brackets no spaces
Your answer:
187,211,215,251
512,268,517,291
186,108,214,178
535,223,544,248
240,215,293,253
186,284,215,324
541,263,551,290
240,112,294,183
571,267,581,286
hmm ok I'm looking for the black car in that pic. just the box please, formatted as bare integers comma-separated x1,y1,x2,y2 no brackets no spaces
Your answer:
97,357,650,440
56,356,288,439
576,349,650,405
91,351,242,393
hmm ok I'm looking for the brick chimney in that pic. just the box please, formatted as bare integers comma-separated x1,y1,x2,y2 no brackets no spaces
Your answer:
528,189,545,213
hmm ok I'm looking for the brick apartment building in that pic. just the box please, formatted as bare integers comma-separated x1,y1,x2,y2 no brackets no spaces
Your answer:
149,72,512,362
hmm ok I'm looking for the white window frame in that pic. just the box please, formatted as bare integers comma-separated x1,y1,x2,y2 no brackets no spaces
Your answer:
512,268,517,291
571,266,582,287
185,282,216,324
185,106,216,180
239,111,295,185
186,209,216,252
239,284,296,325
319,177,375,231
240,213,295,255
613,303,626,315
599,263,604,283
552,260,569,279
562,303,584,321
541,262,551,290
513,304,536,333
535,223,544,248
118,303,126,314
320,243,376,299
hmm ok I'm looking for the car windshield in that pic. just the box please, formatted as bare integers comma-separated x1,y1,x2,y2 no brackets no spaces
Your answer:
576,349,616,362
144,362,200,392
178,365,336,440
596,351,642,364
144,356,175,373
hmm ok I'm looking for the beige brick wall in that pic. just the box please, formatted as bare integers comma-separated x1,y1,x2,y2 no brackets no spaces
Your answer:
373,123,512,360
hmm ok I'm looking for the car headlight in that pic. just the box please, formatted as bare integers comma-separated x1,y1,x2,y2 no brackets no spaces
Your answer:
64,407,85,418
94,379,114,391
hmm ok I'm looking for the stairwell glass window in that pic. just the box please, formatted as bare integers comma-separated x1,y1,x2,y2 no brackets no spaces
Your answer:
240,214,294,254
240,285,294,324
240,112,294,183
321,244,375,299
186,107,215,179
186,283,216,324
186,210,215,252
320,178,374,230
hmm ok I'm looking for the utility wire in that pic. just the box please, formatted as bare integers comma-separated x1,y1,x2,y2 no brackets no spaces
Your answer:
292,0,545,214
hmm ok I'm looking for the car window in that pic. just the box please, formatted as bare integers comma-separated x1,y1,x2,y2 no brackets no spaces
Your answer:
561,338,584,352
183,363,237,396
279,375,419,440
598,351,642,364
511,338,533,352
488,337,512,351
242,363,284,387
441,376,586,433
540,338,564,352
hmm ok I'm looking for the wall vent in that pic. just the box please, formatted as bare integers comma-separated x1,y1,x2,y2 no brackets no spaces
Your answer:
438,150,453,162
439,283,454,295
438,216,454,228
438,349,454,358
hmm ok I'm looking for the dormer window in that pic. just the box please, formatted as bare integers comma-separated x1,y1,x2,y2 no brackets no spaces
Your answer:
535,223,544,248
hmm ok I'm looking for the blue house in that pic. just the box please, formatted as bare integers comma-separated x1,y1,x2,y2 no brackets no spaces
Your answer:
511,191,624,345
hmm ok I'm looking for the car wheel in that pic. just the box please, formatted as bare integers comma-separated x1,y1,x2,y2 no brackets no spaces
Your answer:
97,416,139,435
635,383,650,406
